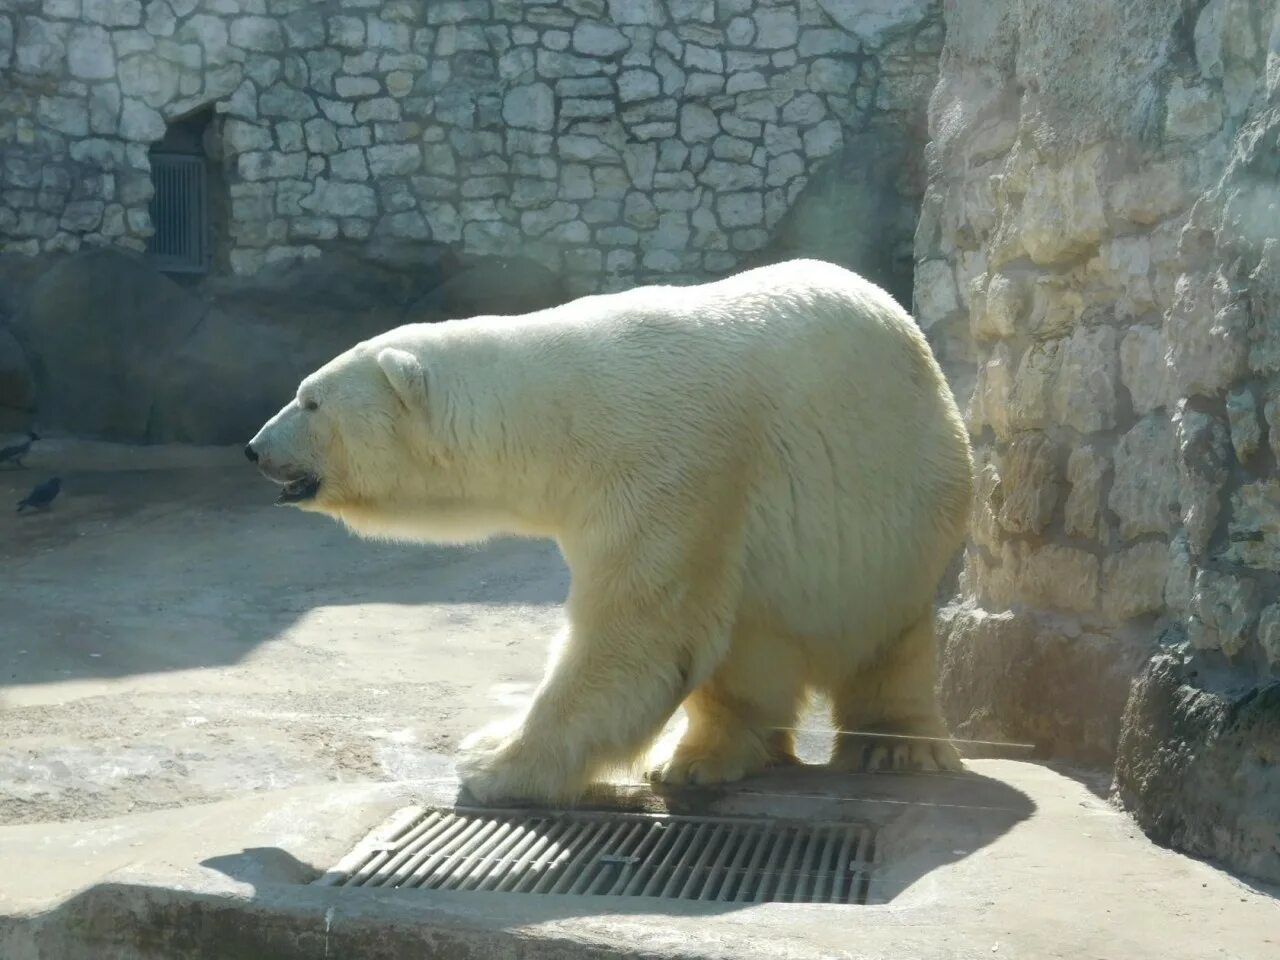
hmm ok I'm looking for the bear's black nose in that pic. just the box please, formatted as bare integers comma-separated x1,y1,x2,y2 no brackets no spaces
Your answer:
244,444,259,463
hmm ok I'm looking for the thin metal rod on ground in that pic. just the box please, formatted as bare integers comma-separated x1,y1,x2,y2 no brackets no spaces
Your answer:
767,726,1037,751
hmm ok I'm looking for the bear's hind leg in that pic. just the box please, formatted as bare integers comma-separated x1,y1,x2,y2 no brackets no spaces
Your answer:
828,612,962,773
648,631,804,787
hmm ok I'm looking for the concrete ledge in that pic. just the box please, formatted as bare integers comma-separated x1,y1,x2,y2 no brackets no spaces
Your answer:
2,763,1275,960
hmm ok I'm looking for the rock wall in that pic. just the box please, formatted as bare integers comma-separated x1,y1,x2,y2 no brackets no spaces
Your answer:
917,0,1280,881
0,0,941,296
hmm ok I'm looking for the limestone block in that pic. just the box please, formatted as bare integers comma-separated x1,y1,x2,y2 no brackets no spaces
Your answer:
329,148,369,181
618,69,660,102
1110,415,1180,540
1007,541,1100,615
1222,481,1280,572
1051,325,1117,434
727,17,754,46
684,43,722,73
716,191,763,228
1165,79,1223,140
1017,147,1106,265
809,57,859,94
994,434,1059,535
119,98,164,141
537,50,607,77
1188,569,1259,656
679,103,718,141
606,0,664,25
573,21,628,56
367,143,420,176
301,179,377,218
1107,158,1194,225
67,24,114,79
1164,532,1195,613
1226,387,1261,460
970,455,1003,553
1102,541,1169,621
38,95,89,136
1165,273,1249,398
1064,445,1108,540
971,271,1024,340
1119,325,1170,415
60,199,104,231
15,17,68,76
1175,404,1230,554
970,342,1013,437
354,98,400,123
752,7,798,49
700,160,762,191
84,0,141,28
914,260,959,330
1258,604,1280,666
230,16,283,53
815,0,931,46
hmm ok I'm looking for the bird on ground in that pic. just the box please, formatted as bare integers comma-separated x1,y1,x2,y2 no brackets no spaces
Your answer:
16,476,61,513
0,431,38,468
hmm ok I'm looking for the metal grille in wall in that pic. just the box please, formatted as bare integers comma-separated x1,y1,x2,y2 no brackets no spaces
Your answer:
146,153,208,273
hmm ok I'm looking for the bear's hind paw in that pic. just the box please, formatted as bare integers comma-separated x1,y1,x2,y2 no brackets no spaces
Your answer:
830,733,963,773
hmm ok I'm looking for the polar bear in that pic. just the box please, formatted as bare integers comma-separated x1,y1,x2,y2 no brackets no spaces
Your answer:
246,259,973,804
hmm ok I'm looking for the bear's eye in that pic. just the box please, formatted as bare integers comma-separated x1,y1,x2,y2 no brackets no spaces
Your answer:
303,399,318,412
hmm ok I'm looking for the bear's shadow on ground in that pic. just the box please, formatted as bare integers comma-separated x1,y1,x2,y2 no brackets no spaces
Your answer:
1,466,571,687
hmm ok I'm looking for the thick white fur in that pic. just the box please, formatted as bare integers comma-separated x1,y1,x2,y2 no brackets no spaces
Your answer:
248,259,973,803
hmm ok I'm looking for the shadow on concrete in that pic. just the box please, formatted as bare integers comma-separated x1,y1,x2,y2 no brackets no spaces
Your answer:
0,464,568,689
208,766,1036,913
1,770,1034,958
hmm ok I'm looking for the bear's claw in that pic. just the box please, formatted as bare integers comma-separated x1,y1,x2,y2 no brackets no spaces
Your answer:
831,734,963,773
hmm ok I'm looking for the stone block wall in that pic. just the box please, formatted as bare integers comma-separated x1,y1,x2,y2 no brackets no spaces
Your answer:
918,0,1279,880
0,0,942,295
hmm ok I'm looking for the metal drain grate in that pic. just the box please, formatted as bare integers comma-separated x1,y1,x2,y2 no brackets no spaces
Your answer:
318,808,878,903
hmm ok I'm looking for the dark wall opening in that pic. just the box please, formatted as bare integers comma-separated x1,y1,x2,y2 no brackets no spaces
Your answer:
146,108,228,277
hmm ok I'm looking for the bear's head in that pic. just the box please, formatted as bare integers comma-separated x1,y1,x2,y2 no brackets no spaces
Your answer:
246,341,433,526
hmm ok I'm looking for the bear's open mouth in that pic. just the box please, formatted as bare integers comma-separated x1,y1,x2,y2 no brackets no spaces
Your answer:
277,475,320,504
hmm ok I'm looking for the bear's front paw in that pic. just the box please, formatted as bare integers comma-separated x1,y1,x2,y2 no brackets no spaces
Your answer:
455,724,580,805
456,725,521,804
648,753,747,787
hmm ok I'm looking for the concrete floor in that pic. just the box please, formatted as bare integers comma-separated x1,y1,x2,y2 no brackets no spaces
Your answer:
1,442,1276,959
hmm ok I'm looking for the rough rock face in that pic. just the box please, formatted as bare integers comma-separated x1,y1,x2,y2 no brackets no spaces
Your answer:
919,0,1280,881
0,0,942,297
937,603,1147,767
1115,655,1280,883
1,247,567,443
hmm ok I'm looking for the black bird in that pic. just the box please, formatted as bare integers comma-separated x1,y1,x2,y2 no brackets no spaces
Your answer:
0,431,38,468
17,476,61,513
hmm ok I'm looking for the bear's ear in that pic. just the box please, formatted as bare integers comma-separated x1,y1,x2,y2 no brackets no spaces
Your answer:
377,347,427,409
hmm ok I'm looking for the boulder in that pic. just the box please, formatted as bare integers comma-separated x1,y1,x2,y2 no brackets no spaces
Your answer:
2,247,571,444
937,603,1147,766
404,254,565,322
11,249,210,442
8,249,408,443
202,244,458,322
757,128,921,309
1115,653,1280,884
0,324,34,413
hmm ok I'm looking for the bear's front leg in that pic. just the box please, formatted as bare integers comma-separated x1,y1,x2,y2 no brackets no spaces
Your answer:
457,545,738,805
457,618,700,804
